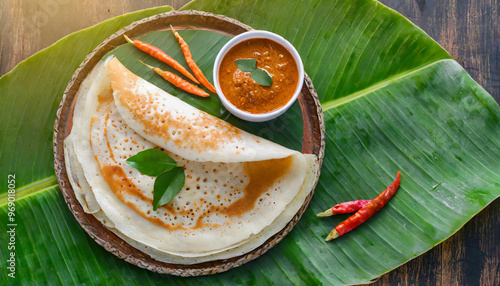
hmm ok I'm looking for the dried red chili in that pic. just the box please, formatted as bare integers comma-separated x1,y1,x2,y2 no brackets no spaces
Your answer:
316,200,372,217
326,171,401,241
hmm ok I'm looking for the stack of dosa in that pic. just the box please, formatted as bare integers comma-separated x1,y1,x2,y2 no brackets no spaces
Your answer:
64,56,319,264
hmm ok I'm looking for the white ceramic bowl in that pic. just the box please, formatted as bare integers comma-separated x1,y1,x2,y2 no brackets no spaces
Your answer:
213,30,304,122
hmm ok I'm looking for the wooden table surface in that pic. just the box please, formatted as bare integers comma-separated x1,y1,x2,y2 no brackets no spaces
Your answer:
0,0,498,285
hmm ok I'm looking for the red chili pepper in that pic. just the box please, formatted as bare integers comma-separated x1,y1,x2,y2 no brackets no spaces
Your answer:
124,35,200,84
170,26,217,93
326,171,401,241
139,61,209,98
316,200,372,217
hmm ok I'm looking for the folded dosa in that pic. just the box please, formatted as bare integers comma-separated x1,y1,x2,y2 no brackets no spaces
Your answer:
64,57,319,264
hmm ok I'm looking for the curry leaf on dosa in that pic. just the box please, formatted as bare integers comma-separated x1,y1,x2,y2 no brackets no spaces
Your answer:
154,167,185,211
0,0,499,285
126,148,184,209
126,149,177,176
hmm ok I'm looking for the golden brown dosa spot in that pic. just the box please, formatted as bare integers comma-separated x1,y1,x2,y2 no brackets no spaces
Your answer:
83,196,90,211
101,164,152,203
221,156,293,216
107,58,241,153
103,113,116,163
90,116,98,128
97,88,113,105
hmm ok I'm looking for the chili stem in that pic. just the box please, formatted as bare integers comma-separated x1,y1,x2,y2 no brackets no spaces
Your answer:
326,230,340,240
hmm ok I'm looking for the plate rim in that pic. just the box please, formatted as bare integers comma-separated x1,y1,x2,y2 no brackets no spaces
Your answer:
53,10,325,276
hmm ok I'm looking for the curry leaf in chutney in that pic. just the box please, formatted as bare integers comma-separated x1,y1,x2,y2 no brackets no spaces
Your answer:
235,58,273,86
235,58,257,72
250,68,273,86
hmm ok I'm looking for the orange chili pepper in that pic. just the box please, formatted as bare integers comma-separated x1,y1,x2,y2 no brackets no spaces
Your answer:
139,61,209,98
326,172,401,241
170,26,217,93
124,35,200,84
317,200,372,217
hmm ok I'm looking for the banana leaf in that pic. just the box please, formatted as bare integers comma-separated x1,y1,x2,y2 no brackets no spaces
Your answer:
1,0,499,285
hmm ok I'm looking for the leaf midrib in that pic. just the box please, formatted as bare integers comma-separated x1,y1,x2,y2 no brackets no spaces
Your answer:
0,175,58,206
321,59,448,112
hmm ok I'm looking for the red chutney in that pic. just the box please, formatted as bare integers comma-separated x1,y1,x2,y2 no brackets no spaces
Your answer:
218,38,299,114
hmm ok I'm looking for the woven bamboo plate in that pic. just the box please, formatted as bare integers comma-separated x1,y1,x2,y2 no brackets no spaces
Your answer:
53,10,325,276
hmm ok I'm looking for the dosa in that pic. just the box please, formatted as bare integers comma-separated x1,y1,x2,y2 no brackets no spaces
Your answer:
64,57,319,264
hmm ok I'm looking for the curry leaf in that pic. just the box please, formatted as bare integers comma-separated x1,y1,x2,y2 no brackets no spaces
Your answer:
126,149,176,176
126,149,185,210
235,58,257,72
250,68,273,86
153,167,185,210
235,58,272,85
